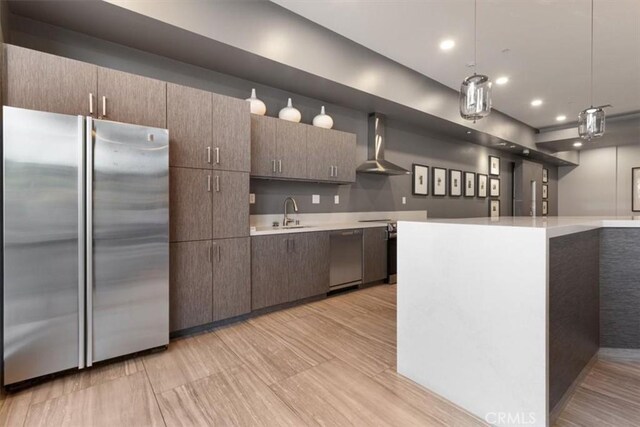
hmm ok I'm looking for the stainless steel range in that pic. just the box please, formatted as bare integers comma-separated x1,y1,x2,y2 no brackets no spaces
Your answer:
359,219,397,284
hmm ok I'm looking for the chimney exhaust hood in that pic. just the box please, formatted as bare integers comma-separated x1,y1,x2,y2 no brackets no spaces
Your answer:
357,113,410,176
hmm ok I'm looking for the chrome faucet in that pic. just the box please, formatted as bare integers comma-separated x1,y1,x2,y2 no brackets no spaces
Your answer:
283,197,298,227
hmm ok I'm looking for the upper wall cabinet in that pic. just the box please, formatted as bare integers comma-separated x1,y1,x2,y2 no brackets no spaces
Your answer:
97,67,166,128
211,93,251,173
3,44,97,116
250,114,356,183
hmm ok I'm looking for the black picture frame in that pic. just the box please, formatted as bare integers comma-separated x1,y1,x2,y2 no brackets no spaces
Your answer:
449,169,462,197
542,200,548,216
489,199,500,218
633,168,640,212
490,177,501,197
477,174,488,198
542,168,549,183
489,156,501,176
542,184,548,200
412,164,429,196
464,172,476,197
433,167,447,196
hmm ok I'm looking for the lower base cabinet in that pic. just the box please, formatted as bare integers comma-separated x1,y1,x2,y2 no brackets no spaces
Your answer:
252,232,330,310
363,227,388,283
170,237,251,332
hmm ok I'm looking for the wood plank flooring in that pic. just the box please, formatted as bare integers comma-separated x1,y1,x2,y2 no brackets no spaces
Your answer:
0,284,638,426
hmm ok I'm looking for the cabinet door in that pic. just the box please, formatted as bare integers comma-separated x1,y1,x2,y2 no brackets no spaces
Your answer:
212,93,250,172
363,227,388,283
335,132,357,183
167,83,212,168
288,233,330,301
276,120,307,179
306,126,334,181
211,171,249,239
212,238,251,321
97,67,166,128
251,115,277,177
4,45,97,116
169,167,212,242
169,241,213,332
251,235,289,310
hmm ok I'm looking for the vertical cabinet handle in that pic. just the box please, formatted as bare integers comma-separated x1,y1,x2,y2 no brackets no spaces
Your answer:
101,96,107,117
215,175,220,192
207,175,211,192
278,160,282,173
330,166,334,177
272,160,277,173
215,147,220,165
217,245,221,262
89,93,94,115
335,165,338,178
207,147,212,164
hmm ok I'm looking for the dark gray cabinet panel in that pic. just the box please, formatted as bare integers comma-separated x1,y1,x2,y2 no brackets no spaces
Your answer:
212,93,250,172
213,238,251,321
363,227,388,283
97,67,166,128
212,171,249,239
251,115,277,177
169,167,212,242
170,241,213,332
306,126,335,181
167,83,212,169
4,45,97,116
276,120,307,179
335,132,357,183
288,232,330,301
251,235,290,310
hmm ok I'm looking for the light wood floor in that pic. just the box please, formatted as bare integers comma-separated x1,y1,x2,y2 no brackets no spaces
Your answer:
0,284,638,426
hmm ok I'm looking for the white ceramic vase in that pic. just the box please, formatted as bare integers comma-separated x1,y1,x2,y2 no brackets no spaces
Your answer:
312,106,334,129
278,98,301,123
245,88,266,115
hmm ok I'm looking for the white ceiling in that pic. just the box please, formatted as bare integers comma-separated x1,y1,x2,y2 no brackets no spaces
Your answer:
272,0,640,129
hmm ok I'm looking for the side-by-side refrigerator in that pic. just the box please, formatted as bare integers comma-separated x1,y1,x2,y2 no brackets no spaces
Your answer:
3,106,169,386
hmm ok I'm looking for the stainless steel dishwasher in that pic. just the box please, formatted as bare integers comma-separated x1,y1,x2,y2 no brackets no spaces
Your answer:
330,229,363,290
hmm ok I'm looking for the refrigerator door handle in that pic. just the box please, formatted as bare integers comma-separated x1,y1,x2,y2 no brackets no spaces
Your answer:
78,116,86,369
85,117,94,367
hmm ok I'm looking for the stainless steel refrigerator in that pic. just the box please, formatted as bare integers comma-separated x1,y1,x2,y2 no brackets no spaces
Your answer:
2,106,169,386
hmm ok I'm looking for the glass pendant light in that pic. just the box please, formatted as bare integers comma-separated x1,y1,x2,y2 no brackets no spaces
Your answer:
460,0,492,122
578,0,609,140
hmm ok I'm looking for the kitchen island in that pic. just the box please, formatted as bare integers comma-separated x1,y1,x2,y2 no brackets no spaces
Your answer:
397,217,640,427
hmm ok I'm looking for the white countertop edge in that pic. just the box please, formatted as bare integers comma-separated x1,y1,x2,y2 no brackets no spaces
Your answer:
250,221,388,236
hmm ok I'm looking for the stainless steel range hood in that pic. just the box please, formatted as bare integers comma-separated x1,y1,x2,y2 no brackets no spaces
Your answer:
357,113,410,175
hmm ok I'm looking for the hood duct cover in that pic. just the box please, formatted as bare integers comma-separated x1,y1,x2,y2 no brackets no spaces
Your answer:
357,113,410,175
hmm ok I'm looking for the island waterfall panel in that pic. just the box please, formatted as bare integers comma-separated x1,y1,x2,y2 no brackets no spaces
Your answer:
600,228,640,348
548,230,600,413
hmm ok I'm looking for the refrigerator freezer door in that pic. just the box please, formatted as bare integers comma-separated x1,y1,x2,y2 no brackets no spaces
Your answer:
3,107,84,385
90,119,169,364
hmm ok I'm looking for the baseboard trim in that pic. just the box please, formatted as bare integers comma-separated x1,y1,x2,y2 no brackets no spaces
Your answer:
549,352,598,425
599,347,640,361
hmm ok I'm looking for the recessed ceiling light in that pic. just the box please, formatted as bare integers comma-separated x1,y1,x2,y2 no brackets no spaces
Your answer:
439,39,455,50
556,115,567,121
495,76,509,85
466,130,472,134
573,141,583,148
531,99,543,107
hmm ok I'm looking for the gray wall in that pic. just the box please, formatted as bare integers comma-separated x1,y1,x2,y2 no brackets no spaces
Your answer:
559,145,640,216
8,14,561,218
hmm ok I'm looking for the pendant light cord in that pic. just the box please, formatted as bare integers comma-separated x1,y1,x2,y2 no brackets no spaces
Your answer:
474,0,477,75
590,0,594,107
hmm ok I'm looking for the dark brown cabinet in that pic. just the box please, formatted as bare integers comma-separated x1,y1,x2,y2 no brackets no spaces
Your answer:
97,67,166,128
167,83,212,169
3,44,97,116
170,241,213,331
335,132,357,183
212,93,251,172
252,232,330,310
250,115,277,177
169,167,212,242
276,120,307,178
363,227,388,283
212,237,251,321
307,126,356,183
211,171,250,238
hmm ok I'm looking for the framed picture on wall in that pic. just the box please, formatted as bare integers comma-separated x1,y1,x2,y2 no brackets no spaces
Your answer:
449,169,462,197
477,174,488,198
464,172,476,197
542,200,548,216
542,184,548,199
433,167,447,196
489,199,500,218
490,178,500,197
489,156,501,176
412,164,429,196
633,167,640,212
542,168,549,183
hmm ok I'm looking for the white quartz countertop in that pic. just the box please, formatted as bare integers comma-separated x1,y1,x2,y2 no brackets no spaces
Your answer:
250,221,388,236
400,216,640,238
